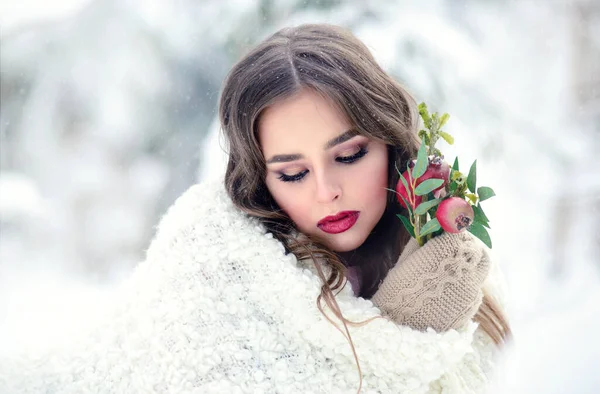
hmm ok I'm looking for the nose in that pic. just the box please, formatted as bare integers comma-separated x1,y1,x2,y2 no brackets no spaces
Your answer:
314,170,341,204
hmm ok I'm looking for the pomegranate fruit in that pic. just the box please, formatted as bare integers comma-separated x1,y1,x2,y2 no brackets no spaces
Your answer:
436,197,474,233
420,156,450,192
395,170,422,209
396,157,450,209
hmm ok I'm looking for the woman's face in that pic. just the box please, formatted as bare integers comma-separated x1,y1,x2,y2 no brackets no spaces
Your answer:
258,89,389,252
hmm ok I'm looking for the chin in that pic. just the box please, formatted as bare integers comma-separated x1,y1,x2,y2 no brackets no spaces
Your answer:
324,232,368,253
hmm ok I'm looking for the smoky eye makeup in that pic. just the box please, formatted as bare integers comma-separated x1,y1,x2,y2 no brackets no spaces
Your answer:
270,137,372,183
275,145,369,183
335,144,369,164
277,169,308,183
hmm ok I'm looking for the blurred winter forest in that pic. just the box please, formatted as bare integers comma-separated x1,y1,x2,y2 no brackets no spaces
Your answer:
0,0,599,392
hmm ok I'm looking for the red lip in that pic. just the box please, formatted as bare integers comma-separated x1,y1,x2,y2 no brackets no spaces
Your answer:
317,211,360,234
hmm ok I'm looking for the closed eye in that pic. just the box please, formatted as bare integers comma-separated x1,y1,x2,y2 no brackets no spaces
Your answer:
278,169,308,183
276,146,369,183
336,146,368,163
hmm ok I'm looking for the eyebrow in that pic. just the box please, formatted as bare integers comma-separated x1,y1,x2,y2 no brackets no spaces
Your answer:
266,129,359,164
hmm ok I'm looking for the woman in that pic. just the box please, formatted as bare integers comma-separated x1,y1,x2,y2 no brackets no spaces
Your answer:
0,24,510,393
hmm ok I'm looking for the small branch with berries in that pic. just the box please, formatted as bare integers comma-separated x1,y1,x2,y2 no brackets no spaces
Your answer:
389,103,495,248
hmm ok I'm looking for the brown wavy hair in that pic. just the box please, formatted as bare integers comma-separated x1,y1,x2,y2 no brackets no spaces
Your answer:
219,23,511,390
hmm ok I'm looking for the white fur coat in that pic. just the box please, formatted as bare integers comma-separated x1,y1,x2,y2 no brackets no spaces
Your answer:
0,180,503,393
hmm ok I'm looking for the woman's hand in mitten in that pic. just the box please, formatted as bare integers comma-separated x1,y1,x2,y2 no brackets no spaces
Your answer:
371,231,491,332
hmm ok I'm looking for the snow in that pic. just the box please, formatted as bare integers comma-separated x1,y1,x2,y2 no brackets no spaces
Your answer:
1,0,598,390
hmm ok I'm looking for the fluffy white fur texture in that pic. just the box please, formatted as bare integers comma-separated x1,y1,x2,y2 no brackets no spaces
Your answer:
0,180,502,393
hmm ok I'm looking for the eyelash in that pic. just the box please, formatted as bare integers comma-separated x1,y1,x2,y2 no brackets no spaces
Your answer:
277,146,369,183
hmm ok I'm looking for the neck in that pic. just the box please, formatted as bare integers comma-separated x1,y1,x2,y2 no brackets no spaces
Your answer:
338,249,363,267
336,207,406,298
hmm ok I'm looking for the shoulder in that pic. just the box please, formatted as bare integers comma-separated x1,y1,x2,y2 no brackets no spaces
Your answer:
157,179,233,228
149,179,252,247
139,179,272,282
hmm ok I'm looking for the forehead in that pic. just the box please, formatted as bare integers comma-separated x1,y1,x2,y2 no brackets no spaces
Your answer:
257,89,350,152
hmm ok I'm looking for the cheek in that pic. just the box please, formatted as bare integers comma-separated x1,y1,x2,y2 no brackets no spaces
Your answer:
280,197,310,224
265,180,312,228
354,149,389,204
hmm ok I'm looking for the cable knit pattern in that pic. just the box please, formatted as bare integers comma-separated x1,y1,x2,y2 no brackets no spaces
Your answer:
372,232,491,332
0,181,500,394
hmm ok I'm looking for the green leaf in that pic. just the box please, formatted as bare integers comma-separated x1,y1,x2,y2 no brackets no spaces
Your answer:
398,171,411,196
468,222,492,249
473,204,490,228
439,113,450,128
449,181,458,194
465,193,478,205
420,218,441,237
426,192,439,214
396,214,415,238
412,139,428,179
476,203,489,222
415,198,442,215
397,192,414,216
467,160,477,193
477,186,496,201
452,157,459,171
432,227,445,238
439,131,454,145
415,178,444,196
418,102,432,129
417,130,430,146
387,185,414,215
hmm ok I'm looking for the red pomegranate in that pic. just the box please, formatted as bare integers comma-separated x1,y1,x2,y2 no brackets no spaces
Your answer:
419,156,450,193
396,157,450,209
395,170,422,209
436,197,474,233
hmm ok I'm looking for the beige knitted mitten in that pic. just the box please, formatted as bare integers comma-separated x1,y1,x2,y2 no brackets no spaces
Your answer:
371,232,491,332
